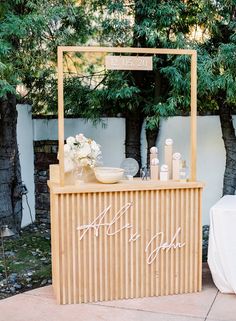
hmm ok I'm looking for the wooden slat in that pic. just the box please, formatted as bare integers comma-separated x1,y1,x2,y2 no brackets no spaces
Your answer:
104,192,108,301
124,191,129,299
76,194,82,303
198,188,202,291
150,190,155,296
155,191,160,296
175,189,180,294
71,193,77,303
189,188,194,293
66,194,72,303
82,193,88,302
165,189,170,296
135,191,139,298
129,191,134,299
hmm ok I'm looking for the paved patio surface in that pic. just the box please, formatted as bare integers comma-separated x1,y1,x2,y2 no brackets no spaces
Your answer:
0,264,235,321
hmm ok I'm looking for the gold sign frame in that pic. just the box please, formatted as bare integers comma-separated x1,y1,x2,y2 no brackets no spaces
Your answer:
57,46,197,186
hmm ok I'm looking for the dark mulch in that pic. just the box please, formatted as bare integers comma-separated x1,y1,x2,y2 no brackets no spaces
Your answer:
0,223,51,300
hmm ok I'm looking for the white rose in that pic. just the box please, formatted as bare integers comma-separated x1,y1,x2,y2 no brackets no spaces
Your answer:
75,133,85,143
64,144,76,161
66,136,76,145
64,144,71,155
77,142,91,158
64,156,75,173
91,141,101,157
91,140,100,151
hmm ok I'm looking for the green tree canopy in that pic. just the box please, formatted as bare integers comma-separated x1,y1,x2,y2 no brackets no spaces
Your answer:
0,0,90,229
59,0,206,166
0,0,90,109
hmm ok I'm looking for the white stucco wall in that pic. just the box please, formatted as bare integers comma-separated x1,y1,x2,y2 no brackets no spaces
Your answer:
17,104,35,227
17,108,227,226
143,116,225,225
33,118,126,168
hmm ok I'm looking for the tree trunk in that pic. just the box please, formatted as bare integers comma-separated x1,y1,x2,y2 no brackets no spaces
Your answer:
219,101,236,195
125,111,144,170
145,70,161,167
0,94,23,232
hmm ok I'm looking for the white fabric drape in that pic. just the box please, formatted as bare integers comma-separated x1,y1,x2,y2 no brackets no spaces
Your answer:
208,195,236,294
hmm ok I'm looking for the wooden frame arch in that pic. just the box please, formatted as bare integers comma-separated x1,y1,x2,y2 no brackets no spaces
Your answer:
57,46,197,186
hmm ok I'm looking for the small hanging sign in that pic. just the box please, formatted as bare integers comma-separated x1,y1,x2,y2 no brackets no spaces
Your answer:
105,55,153,71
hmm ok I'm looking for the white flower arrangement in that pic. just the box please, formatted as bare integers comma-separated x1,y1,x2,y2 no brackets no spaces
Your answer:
64,133,101,173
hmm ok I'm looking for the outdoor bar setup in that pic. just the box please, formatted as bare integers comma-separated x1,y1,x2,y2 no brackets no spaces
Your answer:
48,46,204,304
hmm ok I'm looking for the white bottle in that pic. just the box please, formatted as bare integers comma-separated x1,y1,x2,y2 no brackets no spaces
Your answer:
172,152,181,181
179,160,189,182
160,164,169,181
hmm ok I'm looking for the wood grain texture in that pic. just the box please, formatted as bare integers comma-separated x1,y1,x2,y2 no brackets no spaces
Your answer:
49,182,203,304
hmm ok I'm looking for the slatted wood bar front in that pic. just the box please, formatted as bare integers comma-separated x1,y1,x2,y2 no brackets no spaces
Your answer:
49,179,203,304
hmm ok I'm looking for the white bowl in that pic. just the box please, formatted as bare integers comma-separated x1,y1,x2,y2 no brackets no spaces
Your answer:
94,167,124,184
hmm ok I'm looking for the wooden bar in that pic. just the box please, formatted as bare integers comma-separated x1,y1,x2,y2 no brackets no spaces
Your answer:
57,47,65,186
49,178,204,304
190,51,197,181
58,46,196,55
51,45,202,305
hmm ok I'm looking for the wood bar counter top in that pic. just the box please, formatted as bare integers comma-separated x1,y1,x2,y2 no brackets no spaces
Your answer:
49,179,204,194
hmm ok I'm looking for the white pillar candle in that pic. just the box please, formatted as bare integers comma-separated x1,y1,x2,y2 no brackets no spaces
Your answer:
150,146,158,163
150,158,159,180
172,152,181,181
164,138,173,179
160,164,169,181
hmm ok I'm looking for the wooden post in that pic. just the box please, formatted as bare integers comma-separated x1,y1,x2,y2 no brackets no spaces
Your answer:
190,51,197,181
58,47,65,186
